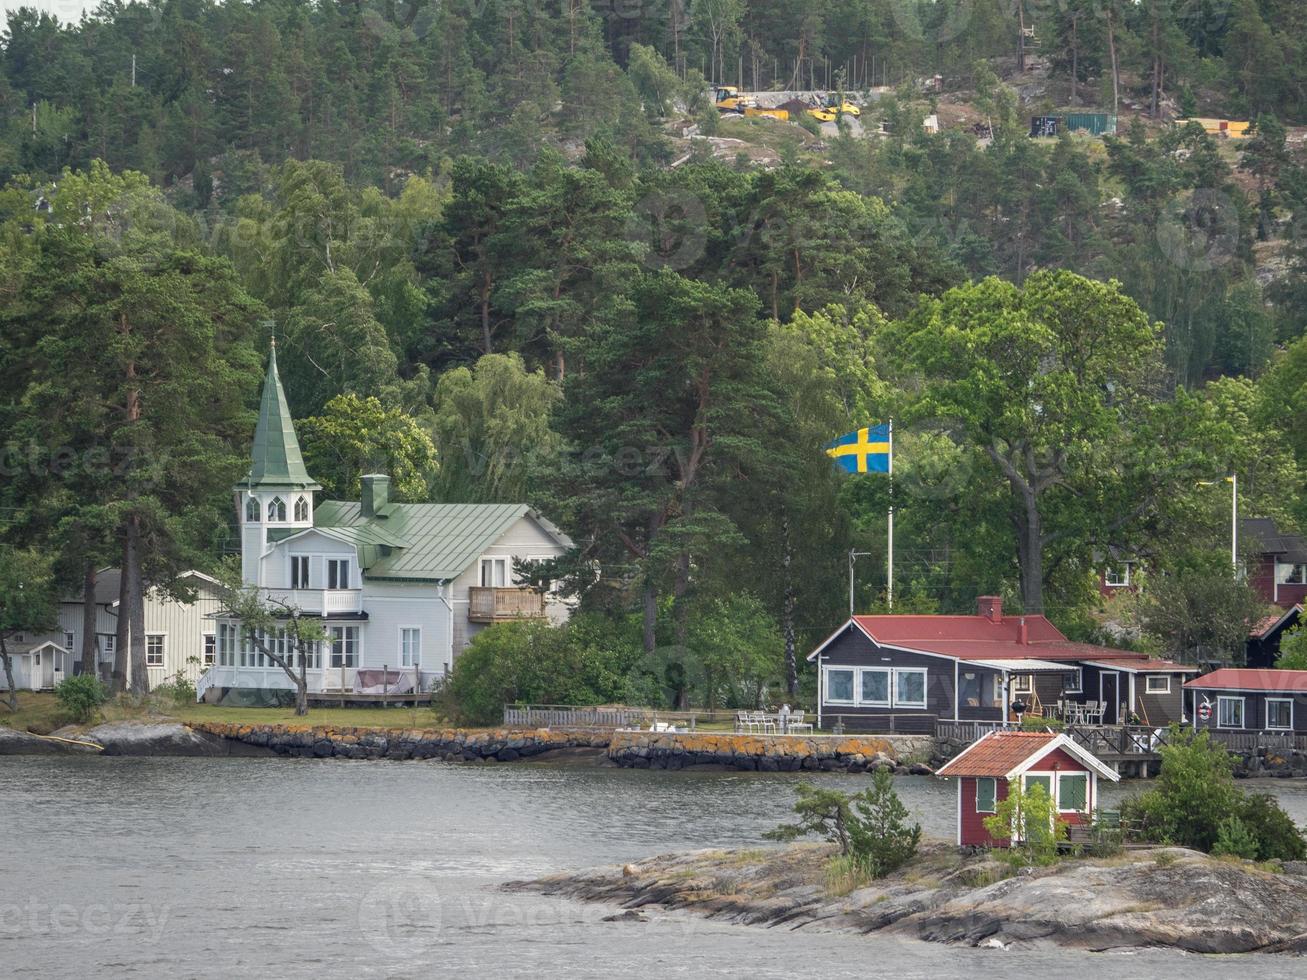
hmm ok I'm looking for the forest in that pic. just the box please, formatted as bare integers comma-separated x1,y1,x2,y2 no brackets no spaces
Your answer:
2,0,1307,708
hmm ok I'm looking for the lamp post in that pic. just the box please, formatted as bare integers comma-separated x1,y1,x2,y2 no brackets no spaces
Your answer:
1197,474,1238,575
848,549,874,617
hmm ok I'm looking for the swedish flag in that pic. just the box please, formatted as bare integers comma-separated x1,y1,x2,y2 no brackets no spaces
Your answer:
826,424,891,474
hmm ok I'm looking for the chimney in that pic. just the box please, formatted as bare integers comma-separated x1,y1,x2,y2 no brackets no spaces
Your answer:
976,595,1003,623
361,474,390,518
1018,617,1028,645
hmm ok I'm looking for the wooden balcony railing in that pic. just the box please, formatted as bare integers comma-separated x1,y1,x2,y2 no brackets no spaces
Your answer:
468,586,546,623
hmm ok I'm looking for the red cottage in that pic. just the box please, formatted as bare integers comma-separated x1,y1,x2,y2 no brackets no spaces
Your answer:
936,731,1121,847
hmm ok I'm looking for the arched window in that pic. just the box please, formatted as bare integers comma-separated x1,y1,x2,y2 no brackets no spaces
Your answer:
268,496,287,522
294,496,309,522
245,497,259,522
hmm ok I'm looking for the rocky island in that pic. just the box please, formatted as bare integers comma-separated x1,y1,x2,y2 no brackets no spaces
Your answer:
510,843,1307,954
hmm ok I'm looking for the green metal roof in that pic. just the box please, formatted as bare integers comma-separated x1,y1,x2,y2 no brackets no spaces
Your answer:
236,343,321,491
314,500,571,581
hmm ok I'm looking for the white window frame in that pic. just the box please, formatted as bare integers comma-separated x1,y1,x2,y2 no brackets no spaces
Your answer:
245,496,260,522
145,634,166,668
202,634,216,666
399,627,421,667
63,631,75,653
268,496,287,522
859,667,891,708
893,668,928,709
525,554,562,594
823,667,856,705
1266,698,1293,731
327,558,351,591
1063,667,1083,694
1104,562,1133,587
1216,696,1245,729
291,555,310,590
975,776,997,814
1279,562,1307,585
1011,673,1034,695
1022,772,1054,798
329,625,358,669
1056,771,1090,814
294,496,309,522
479,556,510,588
1145,674,1170,694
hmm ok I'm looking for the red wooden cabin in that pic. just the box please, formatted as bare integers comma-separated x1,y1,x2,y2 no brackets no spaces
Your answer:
936,731,1120,847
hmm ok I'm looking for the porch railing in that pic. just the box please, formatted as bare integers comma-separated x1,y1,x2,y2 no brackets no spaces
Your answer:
1207,730,1307,753
195,667,216,703
468,587,546,623
502,704,740,730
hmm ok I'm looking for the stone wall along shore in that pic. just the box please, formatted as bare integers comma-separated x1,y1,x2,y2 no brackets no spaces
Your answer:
606,729,935,772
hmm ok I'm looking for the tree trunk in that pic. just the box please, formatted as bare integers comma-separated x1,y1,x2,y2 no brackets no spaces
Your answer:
1150,14,1161,118
80,563,98,682
642,579,657,654
781,512,798,696
1106,8,1120,117
1070,16,1079,106
1014,486,1045,614
126,514,148,696
1017,3,1026,74
1,633,16,711
113,535,132,694
480,268,493,354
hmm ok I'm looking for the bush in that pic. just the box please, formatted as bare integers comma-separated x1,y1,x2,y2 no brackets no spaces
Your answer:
983,783,1067,866
1020,714,1064,731
154,669,196,707
766,776,921,879
442,614,640,725
55,674,108,723
1121,727,1307,859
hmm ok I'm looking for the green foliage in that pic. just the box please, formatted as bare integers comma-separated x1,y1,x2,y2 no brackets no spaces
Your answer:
300,394,438,502
1121,727,1306,860
55,675,108,724
767,777,921,878
443,616,640,726
983,783,1067,866
1276,627,1307,670
1213,815,1261,860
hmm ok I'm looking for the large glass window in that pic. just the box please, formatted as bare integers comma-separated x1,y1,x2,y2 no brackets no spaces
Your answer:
826,669,854,703
894,669,927,708
1058,773,1088,813
480,557,509,587
860,669,889,706
291,556,310,590
401,628,421,667
1217,696,1244,729
1063,668,1083,694
330,626,358,668
1267,699,1293,730
327,559,351,590
294,496,309,522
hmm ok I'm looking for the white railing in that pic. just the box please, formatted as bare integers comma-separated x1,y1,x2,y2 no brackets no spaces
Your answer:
260,588,363,615
196,667,216,702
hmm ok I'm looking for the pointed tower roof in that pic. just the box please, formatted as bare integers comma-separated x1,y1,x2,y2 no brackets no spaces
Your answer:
236,341,321,491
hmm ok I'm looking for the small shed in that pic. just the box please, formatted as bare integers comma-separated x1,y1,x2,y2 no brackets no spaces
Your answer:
936,731,1120,847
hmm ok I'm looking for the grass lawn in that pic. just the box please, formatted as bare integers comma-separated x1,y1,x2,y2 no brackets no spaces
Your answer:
1,691,459,735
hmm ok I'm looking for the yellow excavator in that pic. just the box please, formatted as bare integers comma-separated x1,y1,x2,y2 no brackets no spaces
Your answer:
715,86,745,113
807,94,861,123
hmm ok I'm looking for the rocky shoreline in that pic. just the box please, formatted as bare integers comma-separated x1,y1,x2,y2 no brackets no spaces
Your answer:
509,843,1307,954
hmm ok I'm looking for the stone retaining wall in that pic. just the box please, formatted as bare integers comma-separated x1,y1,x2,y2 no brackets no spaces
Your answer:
607,730,935,772
192,723,610,761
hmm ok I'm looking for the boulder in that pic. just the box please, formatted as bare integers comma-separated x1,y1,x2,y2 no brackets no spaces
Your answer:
84,722,228,757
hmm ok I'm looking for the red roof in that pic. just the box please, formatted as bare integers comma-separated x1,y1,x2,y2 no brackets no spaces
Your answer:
1248,606,1300,640
1185,668,1307,694
1077,655,1198,673
936,732,1062,777
849,616,1163,666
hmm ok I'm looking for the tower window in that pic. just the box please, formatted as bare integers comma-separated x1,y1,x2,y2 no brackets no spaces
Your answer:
294,496,309,522
268,497,287,522
245,497,260,522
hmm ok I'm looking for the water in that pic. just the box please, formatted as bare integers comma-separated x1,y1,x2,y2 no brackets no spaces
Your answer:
3,756,1307,979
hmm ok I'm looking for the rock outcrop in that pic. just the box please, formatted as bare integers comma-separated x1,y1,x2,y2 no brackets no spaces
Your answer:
509,844,1307,954
606,730,934,772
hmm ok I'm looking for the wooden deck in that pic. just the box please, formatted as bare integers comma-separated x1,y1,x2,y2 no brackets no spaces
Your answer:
307,690,435,706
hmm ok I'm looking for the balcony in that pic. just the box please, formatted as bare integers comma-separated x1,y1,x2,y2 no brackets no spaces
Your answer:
261,588,363,616
467,586,546,623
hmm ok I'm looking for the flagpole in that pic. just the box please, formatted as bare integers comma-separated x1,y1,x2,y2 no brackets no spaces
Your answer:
887,418,894,611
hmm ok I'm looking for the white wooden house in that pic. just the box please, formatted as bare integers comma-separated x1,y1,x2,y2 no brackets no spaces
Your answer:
199,344,573,703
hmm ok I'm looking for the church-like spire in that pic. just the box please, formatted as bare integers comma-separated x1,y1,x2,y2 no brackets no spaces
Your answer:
237,342,321,490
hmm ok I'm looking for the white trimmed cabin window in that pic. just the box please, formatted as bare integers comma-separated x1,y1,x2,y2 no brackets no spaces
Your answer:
479,556,509,587
203,634,215,666
824,666,927,709
1145,675,1170,694
1267,699,1293,730
401,628,421,667
330,626,358,668
1217,696,1245,729
146,635,165,667
294,496,309,521
327,559,351,590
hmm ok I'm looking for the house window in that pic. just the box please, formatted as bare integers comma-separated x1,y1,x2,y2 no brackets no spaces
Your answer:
1280,563,1307,585
1023,774,1053,798
100,634,115,659
400,628,421,667
1058,773,1088,813
1267,699,1293,731
1217,696,1245,729
1012,674,1034,695
217,624,235,667
976,776,997,814
894,669,927,708
1104,562,1133,587
291,556,310,590
826,668,855,704
479,556,509,588
203,635,215,667
267,496,287,522
294,496,309,522
1063,668,1083,694
327,559,351,590
1145,675,1170,694
245,497,260,522
63,631,75,653
860,668,890,706
329,626,358,668
146,635,165,668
